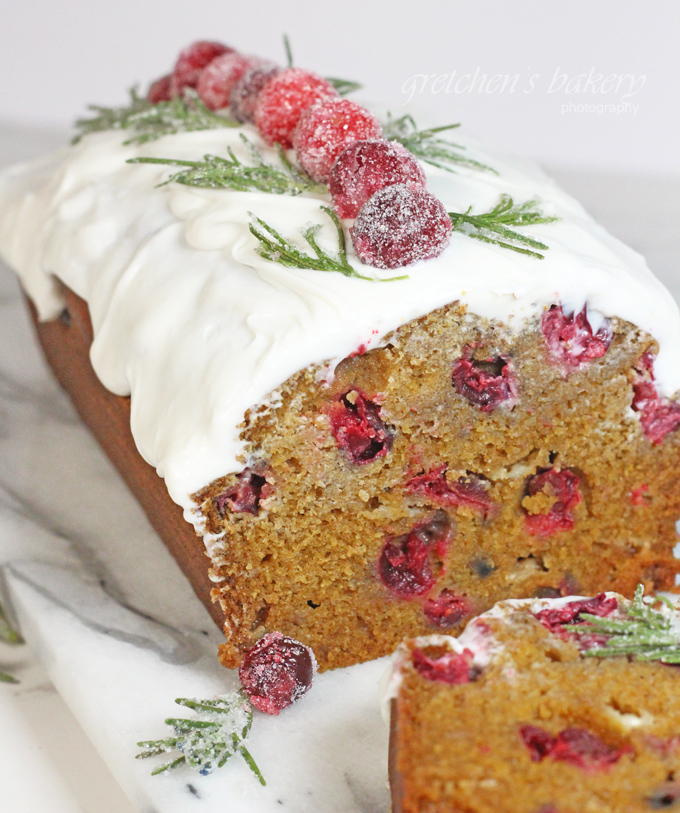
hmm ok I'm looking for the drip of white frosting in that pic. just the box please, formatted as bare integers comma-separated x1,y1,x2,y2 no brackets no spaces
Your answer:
0,126,678,525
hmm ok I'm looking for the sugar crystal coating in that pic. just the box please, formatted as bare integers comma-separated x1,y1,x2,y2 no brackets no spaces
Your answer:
523,468,582,537
293,99,382,183
230,61,281,123
329,139,426,218
170,41,233,96
542,304,612,367
326,390,393,464
147,74,172,104
254,68,337,148
451,347,516,412
351,184,451,269
196,53,260,111
238,631,317,715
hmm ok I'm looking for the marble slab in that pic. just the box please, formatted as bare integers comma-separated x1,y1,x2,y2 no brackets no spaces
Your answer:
1,122,679,811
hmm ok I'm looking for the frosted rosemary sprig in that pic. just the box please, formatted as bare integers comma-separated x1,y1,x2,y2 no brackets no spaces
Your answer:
569,585,680,664
249,205,407,282
128,135,325,195
0,599,24,684
136,692,265,783
383,113,496,174
449,195,557,259
73,88,239,146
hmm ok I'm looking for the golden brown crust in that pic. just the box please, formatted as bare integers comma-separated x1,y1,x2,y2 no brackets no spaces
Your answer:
25,284,224,629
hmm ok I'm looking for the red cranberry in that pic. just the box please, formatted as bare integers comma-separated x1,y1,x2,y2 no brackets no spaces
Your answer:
196,53,260,110
523,468,582,537
327,390,393,464
630,483,649,505
293,99,382,183
541,304,612,367
351,184,451,269
378,512,450,599
451,347,516,412
214,468,269,516
230,62,281,123
254,68,338,148
534,593,618,634
411,646,474,684
520,725,557,762
423,590,470,628
170,41,233,96
329,139,426,219
521,725,626,771
147,74,172,104
239,632,317,715
405,466,493,516
632,353,680,445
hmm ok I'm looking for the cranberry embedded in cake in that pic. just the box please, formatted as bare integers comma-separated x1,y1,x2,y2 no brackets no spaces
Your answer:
327,390,393,464
451,347,516,412
522,468,582,537
541,304,612,368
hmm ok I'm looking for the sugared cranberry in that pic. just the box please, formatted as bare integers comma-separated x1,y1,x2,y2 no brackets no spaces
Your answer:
405,466,493,517
196,53,260,110
239,632,317,715
534,593,618,633
351,184,451,269
230,62,281,123
293,99,382,183
378,512,450,599
632,353,680,445
541,304,612,368
451,347,516,412
214,468,269,516
170,41,233,96
147,74,172,104
327,390,393,464
329,139,426,219
520,725,626,771
423,590,470,628
523,468,582,537
254,68,338,148
412,646,474,684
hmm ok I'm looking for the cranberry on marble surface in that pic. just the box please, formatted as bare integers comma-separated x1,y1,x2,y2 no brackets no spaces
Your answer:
542,304,611,367
451,347,516,412
196,52,259,110
632,353,680,445
254,68,337,148
239,632,317,715
170,41,233,96
412,646,474,684
214,468,269,516
405,466,493,516
523,468,582,537
423,590,470,628
147,74,172,104
329,139,426,218
351,184,451,269
293,99,382,183
230,62,281,123
327,390,393,464
534,593,618,634
378,512,451,599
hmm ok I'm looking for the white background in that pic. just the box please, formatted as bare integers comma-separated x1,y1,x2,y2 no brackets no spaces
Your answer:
0,0,678,174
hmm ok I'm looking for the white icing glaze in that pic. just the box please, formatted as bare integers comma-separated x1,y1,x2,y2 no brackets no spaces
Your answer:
0,125,678,525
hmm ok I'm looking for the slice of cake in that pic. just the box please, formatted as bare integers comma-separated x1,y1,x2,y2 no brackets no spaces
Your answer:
387,589,680,813
1,39,680,672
